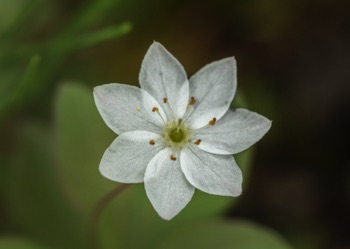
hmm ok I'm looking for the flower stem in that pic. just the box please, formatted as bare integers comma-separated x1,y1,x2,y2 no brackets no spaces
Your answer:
87,184,129,249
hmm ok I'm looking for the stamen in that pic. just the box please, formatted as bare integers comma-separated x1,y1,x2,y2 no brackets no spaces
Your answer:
151,107,166,124
162,97,176,119
136,106,141,111
194,139,201,145
194,117,219,132
170,155,177,161
182,96,196,122
209,118,217,126
149,140,155,145
189,96,196,106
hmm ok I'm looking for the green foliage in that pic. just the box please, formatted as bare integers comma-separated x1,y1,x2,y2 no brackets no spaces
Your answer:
0,0,132,125
54,82,116,214
7,122,84,249
0,55,40,123
0,237,48,249
154,218,293,249
0,0,42,39
75,23,132,49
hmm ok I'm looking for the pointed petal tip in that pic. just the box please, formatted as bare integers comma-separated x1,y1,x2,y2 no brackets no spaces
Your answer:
269,119,273,125
152,40,160,45
231,185,242,197
93,83,114,98
229,56,236,61
93,83,116,92
93,85,100,93
219,56,236,63
154,201,186,220
223,178,242,197
226,56,237,66
150,41,163,50
146,190,184,221
158,211,176,221
148,42,173,58
93,86,102,98
222,178,242,197
93,86,102,101
98,166,116,183
265,118,273,131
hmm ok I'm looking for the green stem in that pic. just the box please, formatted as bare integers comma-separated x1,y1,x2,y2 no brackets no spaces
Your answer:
87,184,129,249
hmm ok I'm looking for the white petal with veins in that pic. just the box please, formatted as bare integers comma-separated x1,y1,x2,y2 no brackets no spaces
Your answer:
186,57,237,129
99,131,163,183
144,148,195,220
139,42,189,120
94,83,166,134
194,108,272,154
181,145,242,197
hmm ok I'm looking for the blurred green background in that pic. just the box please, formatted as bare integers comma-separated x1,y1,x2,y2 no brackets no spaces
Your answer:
0,0,349,248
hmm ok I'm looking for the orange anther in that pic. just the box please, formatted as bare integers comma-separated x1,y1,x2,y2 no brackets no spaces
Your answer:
194,139,202,145
163,97,168,103
149,140,155,145
209,118,216,126
189,96,196,105
152,107,159,112
170,155,177,161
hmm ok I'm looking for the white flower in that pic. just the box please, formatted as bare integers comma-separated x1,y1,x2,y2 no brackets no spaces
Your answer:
93,42,271,220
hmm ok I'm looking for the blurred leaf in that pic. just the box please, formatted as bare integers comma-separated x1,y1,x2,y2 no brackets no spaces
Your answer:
0,237,48,249
154,218,293,249
0,0,131,125
54,82,116,213
39,21,131,100
0,0,42,40
0,0,23,33
8,122,84,249
78,22,132,49
54,83,256,249
63,0,121,35
0,54,40,123
54,82,123,249
55,22,132,53
0,153,10,200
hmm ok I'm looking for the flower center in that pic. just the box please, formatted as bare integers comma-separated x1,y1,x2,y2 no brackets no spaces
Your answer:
170,128,183,142
163,119,191,149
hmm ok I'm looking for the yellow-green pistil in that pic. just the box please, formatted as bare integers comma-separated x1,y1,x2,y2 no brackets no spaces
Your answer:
170,128,183,142
164,120,191,149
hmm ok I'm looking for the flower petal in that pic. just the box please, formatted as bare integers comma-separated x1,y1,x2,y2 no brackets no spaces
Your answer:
144,148,195,220
181,145,242,196
94,83,166,134
193,108,272,155
139,42,189,120
186,57,237,129
99,131,163,183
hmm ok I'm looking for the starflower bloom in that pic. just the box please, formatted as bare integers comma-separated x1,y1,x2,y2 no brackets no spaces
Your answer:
94,42,271,220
